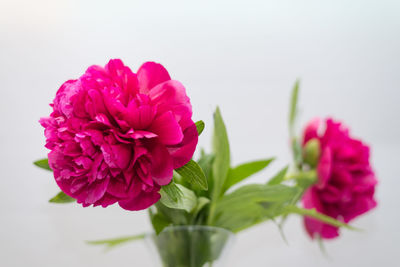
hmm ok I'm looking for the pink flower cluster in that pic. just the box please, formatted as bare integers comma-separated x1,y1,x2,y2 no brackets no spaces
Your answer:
40,59,198,211
302,118,377,239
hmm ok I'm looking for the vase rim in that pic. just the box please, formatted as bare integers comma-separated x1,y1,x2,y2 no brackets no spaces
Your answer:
145,225,234,238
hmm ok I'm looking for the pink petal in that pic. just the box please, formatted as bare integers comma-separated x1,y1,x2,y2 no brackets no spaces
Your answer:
112,144,132,169
137,62,171,93
342,195,377,222
101,144,118,169
93,193,119,207
302,188,324,211
353,173,378,193
69,178,87,194
130,130,158,139
167,120,198,168
118,189,161,211
317,147,332,188
319,185,341,203
86,89,108,118
85,176,110,204
107,177,129,198
74,156,93,169
304,217,339,239
101,144,132,170
302,118,320,145
102,89,126,119
322,119,349,144
105,59,139,96
148,80,192,123
148,143,174,185
123,103,156,129
132,146,148,165
94,113,114,127
149,111,183,145
53,80,81,118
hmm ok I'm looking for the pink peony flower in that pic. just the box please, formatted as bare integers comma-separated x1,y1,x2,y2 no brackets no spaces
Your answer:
301,118,377,239
40,59,198,211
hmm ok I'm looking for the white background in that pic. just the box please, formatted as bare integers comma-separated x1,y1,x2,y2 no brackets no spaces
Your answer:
1,0,399,266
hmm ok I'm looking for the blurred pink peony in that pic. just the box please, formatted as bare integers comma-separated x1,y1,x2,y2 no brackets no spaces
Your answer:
40,59,198,211
302,118,377,239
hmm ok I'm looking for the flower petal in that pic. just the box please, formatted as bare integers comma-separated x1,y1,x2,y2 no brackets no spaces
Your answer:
167,120,198,169
302,118,320,145
148,143,174,185
85,176,110,204
317,147,332,189
124,103,156,130
101,144,132,170
118,189,161,211
149,80,192,123
137,62,171,93
150,111,183,145
107,176,129,198
304,217,340,239
105,59,139,96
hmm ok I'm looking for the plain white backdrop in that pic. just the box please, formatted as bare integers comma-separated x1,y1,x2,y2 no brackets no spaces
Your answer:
1,0,399,266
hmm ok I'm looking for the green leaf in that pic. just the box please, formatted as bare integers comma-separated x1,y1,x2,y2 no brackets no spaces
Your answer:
216,184,298,213
151,214,171,234
160,182,183,203
196,150,215,199
176,159,208,190
33,158,52,171
267,166,289,185
193,196,210,216
49,191,75,203
160,184,197,213
213,184,299,232
291,137,303,168
215,200,290,233
197,150,214,183
86,234,146,249
195,120,205,136
149,208,171,234
224,158,274,191
316,234,329,256
289,80,300,136
214,204,267,232
211,107,230,197
271,218,289,244
283,205,358,230
208,107,230,224
155,202,189,225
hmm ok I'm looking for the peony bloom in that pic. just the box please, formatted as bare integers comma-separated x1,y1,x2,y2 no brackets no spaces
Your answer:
40,59,198,211
301,118,377,239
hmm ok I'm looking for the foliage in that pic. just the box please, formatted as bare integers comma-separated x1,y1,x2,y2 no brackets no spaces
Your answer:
86,234,146,250
35,87,356,251
49,191,75,203
33,158,51,171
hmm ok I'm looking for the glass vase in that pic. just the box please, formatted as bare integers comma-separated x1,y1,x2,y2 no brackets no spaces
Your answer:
144,225,234,267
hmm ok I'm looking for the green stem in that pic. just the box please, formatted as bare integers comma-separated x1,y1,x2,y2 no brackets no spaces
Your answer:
279,186,306,227
283,173,298,181
207,202,216,225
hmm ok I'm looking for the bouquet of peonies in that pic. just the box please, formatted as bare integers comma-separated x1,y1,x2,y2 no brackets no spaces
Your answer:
35,59,377,266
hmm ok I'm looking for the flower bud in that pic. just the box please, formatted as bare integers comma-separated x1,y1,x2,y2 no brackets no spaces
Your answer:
295,169,318,187
303,138,320,168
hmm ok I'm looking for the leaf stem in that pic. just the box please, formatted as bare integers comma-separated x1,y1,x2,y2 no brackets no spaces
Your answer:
207,202,216,225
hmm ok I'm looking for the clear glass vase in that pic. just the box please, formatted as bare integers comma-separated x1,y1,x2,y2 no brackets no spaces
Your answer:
144,226,234,267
